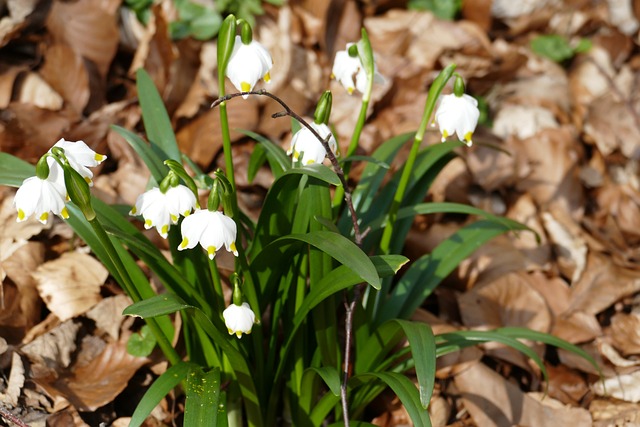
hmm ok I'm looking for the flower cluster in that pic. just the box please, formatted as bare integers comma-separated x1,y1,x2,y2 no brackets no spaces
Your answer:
14,138,106,224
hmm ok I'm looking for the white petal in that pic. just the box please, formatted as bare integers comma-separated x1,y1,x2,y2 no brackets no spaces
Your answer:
226,36,273,94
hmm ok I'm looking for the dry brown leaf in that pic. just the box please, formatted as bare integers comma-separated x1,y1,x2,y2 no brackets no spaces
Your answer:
39,44,90,114
51,340,148,411
594,370,640,403
46,0,119,78
0,66,25,109
0,0,40,47
17,72,64,111
606,0,640,34
85,295,132,341
455,361,592,426
33,251,107,321
21,320,80,376
584,93,640,159
0,352,25,407
542,209,588,283
569,252,640,315
553,311,603,344
591,399,640,426
493,105,559,140
546,364,590,406
610,312,640,355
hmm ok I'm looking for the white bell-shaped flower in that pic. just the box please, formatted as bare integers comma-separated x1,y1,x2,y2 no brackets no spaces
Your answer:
331,43,384,95
226,36,273,98
14,176,69,224
47,138,107,187
178,209,238,259
434,93,480,147
287,123,338,165
223,302,256,338
130,185,197,238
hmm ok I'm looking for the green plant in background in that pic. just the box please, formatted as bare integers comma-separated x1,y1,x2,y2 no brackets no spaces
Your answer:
0,15,602,427
408,0,463,20
531,34,592,63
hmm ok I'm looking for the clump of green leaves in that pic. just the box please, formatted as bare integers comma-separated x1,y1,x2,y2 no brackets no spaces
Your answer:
408,0,462,20
531,34,592,63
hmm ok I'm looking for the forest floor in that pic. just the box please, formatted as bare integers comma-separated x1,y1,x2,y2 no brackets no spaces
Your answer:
1,0,640,426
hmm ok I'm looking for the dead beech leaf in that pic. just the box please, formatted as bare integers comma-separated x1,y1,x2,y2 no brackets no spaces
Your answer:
33,251,107,321
610,312,640,356
455,361,591,426
17,72,64,111
591,399,640,426
542,210,588,283
46,0,119,78
21,320,80,375
584,93,640,159
0,352,25,407
492,104,559,140
0,66,25,109
552,311,602,344
594,370,640,403
39,44,90,114
606,0,640,34
53,340,148,411
85,295,132,341
569,252,640,315
0,0,40,47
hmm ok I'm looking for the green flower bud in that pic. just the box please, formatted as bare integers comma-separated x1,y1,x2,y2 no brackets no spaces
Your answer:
313,91,333,125
35,155,51,180
217,15,237,83
239,19,253,45
347,44,358,58
453,75,466,97
164,159,199,197
63,164,95,221
231,273,243,306
207,179,221,213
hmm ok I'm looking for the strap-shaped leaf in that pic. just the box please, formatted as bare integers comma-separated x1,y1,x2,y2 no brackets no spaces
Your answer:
130,361,196,427
111,125,168,183
185,367,222,427
136,68,181,161
241,129,290,178
0,153,35,187
394,320,436,409
350,372,432,427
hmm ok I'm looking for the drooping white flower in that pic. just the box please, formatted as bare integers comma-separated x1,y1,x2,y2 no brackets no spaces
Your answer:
287,123,338,165
331,43,384,95
223,302,256,338
47,138,107,187
178,209,238,259
130,185,198,238
434,93,480,147
226,36,273,98
14,176,69,224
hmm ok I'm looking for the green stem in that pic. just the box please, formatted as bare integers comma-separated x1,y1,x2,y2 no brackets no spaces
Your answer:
209,258,224,313
89,217,181,366
219,101,236,190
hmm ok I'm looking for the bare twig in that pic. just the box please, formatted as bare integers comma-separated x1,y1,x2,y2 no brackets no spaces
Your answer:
0,407,30,427
212,90,369,425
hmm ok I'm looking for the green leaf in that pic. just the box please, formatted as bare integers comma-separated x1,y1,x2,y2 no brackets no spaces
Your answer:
380,219,517,323
276,230,380,289
530,34,575,62
285,164,341,187
136,68,181,161
350,372,432,427
340,155,390,169
111,125,168,183
0,153,35,187
303,366,341,396
123,294,193,318
241,129,290,178
394,320,436,409
190,11,223,40
184,367,222,426
127,325,157,357
130,361,195,427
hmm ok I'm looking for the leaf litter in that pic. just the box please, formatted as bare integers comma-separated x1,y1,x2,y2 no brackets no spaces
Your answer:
1,0,640,425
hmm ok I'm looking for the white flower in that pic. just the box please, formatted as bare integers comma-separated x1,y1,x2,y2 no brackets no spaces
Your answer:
178,209,238,259
223,302,256,338
14,176,69,224
130,185,197,238
287,123,338,165
331,43,384,95
48,138,107,187
226,36,273,98
434,94,480,147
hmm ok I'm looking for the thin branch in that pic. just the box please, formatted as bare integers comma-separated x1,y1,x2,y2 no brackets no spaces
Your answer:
212,90,369,426
0,407,30,427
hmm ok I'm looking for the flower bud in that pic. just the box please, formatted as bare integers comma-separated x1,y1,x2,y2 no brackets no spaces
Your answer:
63,164,95,221
239,20,252,45
453,75,466,97
313,91,333,125
217,15,237,82
35,155,51,180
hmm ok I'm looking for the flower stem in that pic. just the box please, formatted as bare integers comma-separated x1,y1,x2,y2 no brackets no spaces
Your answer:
89,217,181,366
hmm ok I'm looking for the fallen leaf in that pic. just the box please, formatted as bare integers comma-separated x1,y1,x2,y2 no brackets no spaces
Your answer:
39,44,91,114
85,295,132,341
21,320,80,376
593,370,640,403
610,312,640,356
0,0,40,47
455,361,592,426
0,352,25,407
17,72,64,111
33,251,107,321
542,209,588,283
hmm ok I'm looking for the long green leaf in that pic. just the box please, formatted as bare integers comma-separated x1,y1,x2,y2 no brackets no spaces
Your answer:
350,372,432,427
395,320,436,409
241,129,290,178
111,125,168,183
130,362,195,427
123,294,193,318
379,219,517,324
136,68,181,161
0,153,35,187
284,164,341,187
303,366,341,397
276,231,380,289
184,367,222,427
